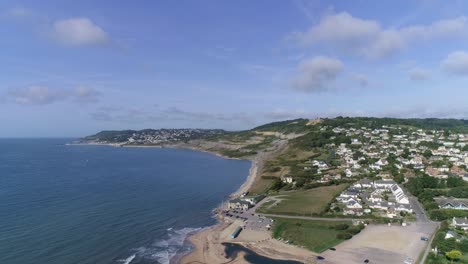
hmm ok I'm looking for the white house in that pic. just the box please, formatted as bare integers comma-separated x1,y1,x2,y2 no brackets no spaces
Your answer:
281,176,294,184
452,217,468,230
390,184,410,204
373,180,397,189
346,200,363,209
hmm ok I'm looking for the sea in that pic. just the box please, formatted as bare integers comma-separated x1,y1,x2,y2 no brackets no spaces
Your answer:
0,138,251,264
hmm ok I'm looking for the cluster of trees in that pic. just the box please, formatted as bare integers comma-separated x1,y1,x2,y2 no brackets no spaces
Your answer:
448,186,468,198
252,118,310,134
427,221,468,263
333,223,365,240
429,209,468,221
321,117,468,132
292,130,351,150
406,175,468,220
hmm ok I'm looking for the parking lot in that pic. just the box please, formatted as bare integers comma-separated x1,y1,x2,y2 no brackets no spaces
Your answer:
320,222,437,264
222,206,273,232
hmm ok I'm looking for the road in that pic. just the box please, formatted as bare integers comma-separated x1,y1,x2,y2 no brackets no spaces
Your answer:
406,190,438,264
259,213,372,222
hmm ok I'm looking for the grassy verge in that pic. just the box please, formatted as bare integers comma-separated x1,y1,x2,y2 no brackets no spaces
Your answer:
272,218,358,253
257,184,348,215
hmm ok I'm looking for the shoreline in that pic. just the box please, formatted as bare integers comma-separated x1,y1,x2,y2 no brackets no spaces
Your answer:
72,141,309,263
177,155,258,264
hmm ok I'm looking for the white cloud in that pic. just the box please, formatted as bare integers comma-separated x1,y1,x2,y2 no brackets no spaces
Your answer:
290,56,343,93
352,74,369,87
7,86,68,105
73,86,100,103
297,12,380,45
6,86,100,105
91,106,255,126
441,51,468,75
293,12,468,59
409,67,430,80
52,18,108,46
6,7,32,18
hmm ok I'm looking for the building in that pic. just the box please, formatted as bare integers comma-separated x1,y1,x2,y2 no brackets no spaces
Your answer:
242,194,265,206
445,231,462,242
390,184,410,204
281,176,294,184
353,178,373,189
373,180,396,189
434,197,468,210
452,217,468,230
228,199,251,210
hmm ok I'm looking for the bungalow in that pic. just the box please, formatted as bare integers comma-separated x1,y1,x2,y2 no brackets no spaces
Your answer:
343,208,364,216
395,203,413,213
339,189,360,199
452,217,468,230
368,201,390,211
450,166,466,176
434,197,468,211
353,178,373,189
445,230,462,242
373,180,396,189
281,176,294,184
312,160,329,169
346,200,363,209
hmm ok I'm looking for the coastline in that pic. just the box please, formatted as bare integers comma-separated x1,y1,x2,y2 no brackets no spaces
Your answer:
177,157,259,264
72,141,311,263
178,139,313,264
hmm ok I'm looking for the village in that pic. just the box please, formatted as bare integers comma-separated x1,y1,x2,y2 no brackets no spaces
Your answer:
222,123,468,263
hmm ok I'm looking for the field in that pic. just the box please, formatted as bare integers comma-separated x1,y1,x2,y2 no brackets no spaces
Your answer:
272,218,352,253
257,184,348,215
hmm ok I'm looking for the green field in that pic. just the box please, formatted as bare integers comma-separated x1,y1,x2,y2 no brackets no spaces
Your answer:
257,184,348,215
272,218,352,253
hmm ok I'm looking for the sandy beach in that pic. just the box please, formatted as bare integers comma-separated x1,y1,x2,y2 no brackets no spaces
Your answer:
178,139,315,264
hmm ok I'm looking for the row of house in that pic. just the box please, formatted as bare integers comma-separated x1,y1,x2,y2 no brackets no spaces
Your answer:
336,179,413,218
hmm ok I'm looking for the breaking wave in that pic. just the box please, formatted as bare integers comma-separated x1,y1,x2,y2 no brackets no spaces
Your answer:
118,227,201,264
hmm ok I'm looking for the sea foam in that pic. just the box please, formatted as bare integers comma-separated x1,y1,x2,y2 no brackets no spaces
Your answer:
119,227,201,264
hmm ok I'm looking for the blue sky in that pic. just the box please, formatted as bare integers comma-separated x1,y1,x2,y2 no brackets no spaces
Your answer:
2,0,468,137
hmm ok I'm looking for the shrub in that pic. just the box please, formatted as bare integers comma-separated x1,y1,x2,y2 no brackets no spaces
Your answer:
334,223,349,230
336,233,353,240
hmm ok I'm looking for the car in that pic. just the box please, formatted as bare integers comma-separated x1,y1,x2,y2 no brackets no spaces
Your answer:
316,256,325,260
420,236,428,241
329,247,336,251
364,259,369,263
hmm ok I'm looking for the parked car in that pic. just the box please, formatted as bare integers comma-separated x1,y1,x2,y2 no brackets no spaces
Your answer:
316,256,325,260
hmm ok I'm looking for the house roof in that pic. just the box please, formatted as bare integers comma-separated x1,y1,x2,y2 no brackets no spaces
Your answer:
446,230,462,239
435,197,468,208
453,217,468,225
229,198,250,205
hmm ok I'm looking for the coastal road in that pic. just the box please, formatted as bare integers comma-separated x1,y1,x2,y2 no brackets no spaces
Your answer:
259,214,372,222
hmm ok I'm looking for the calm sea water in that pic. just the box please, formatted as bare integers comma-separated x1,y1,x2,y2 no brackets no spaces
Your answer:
0,139,250,264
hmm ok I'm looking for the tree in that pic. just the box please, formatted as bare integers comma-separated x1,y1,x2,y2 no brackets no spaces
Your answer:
447,176,465,188
460,239,468,253
445,250,462,262
270,178,285,191
439,238,458,253
394,174,405,184
423,149,433,159
295,178,305,188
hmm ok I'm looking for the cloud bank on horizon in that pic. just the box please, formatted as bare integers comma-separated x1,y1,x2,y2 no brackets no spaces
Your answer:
1,0,468,137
